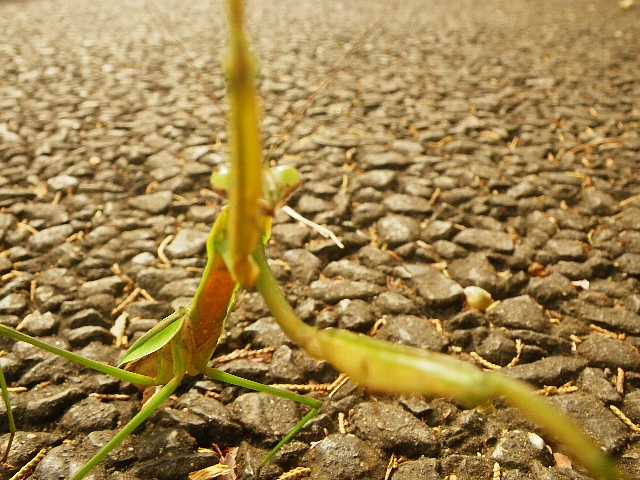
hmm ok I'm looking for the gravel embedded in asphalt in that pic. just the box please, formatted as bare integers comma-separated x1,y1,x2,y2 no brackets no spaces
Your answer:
0,0,639,479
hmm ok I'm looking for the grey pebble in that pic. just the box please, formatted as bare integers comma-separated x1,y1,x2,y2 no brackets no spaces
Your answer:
393,457,441,480
561,299,640,335
301,433,386,480
351,402,439,457
487,295,550,332
503,356,588,386
282,249,321,284
354,169,396,189
376,214,421,246
525,272,576,304
174,390,241,445
78,276,125,298
616,253,640,277
322,259,386,285
547,392,629,453
60,396,119,432
28,224,74,252
360,151,412,169
23,384,84,424
64,326,115,348
374,314,448,352
622,390,640,424
271,223,309,249
242,316,291,350
383,193,433,215
128,190,173,214
577,367,621,405
411,266,465,307
310,279,384,304
422,220,455,242
491,430,553,470
372,291,416,315
165,228,208,258
0,292,28,315
335,299,375,332
577,334,640,371
231,392,302,444
453,228,514,253
19,310,58,336
448,252,498,291
544,238,587,262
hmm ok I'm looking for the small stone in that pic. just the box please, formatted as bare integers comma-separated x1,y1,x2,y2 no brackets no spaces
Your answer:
622,390,640,424
561,299,640,335
128,190,173,214
475,332,517,367
218,359,270,383
487,295,550,332
231,392,302,444
241,316,291,350
360,151,412,169
19,310,58,336
301,433,386,480
372,291,416,315
157,277,200,301
0,293,28,315
23,385,84,424
65,326,115,348
355,169,396,189
78,276,125,298
545,239,587,261
165,228,208,258
322,259,386,285
383,194,433,214
393,457,440,480
547,392,629,453
412,267,465,307
526,272,576,303
577,334,640,371
616,253,640,276
271,223,309,249
376,214,421,246
335,299,375,332
503,356,588,387
351,402,439,457
374,314,448,352
60,396,119,432
577,368,621,405
282,249,322,284
392,139,424,155
28,224,74,252
136,268,191,297
422,220,455,242
431,240,468,259
174,390,241,445
310,279,384,304
448,253,497,291
296,194,332,214
491,430,553,469
453,228,514,253
580,189,619,216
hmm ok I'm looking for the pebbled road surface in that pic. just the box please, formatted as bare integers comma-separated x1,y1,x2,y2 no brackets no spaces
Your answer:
0,0,639,479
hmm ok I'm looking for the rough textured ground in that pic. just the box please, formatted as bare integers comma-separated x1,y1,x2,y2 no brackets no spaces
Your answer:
0,0,639,479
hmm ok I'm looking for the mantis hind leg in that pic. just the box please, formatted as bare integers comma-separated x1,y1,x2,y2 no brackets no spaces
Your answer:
69,373,183,480
0,366,16,463
200,366,320,473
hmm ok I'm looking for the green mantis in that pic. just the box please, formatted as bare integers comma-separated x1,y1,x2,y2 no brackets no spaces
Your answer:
0,0,629,479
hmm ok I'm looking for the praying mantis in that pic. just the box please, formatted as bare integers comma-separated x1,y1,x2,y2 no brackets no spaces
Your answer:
0,0,629,479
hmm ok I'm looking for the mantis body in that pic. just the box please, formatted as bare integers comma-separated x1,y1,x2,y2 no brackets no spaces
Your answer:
0,0,627,479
